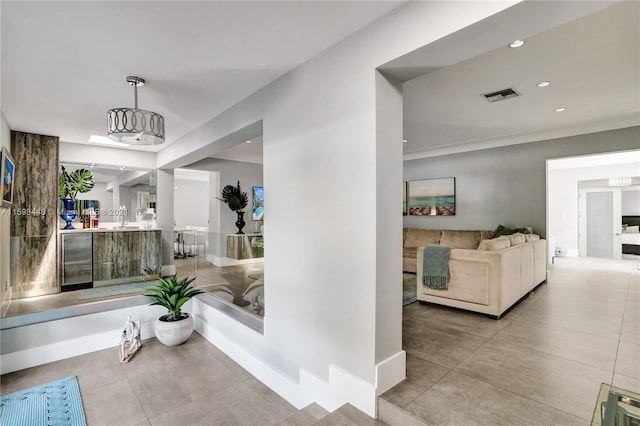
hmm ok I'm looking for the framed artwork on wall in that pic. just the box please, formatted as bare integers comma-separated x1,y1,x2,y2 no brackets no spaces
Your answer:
408,177,456,216
1,147,15,206
252,186,264,221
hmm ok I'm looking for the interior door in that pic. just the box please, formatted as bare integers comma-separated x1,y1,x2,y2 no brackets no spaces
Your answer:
578,187,622,258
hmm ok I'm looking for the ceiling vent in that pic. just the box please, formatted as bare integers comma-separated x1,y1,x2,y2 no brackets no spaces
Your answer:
482,87,520,103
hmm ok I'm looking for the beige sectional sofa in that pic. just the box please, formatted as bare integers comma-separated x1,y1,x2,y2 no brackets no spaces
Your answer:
403,228,547,318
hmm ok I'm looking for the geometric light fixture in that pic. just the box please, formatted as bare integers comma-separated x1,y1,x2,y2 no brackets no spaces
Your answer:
107,76,165,145
608,177,632,186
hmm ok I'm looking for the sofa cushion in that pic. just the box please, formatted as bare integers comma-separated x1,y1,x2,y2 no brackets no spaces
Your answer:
478,238,511,251
508,233,526,246
480,230,495,240
525,233,540,242
404,229,442,248
403,247,417,258
440,230,481,249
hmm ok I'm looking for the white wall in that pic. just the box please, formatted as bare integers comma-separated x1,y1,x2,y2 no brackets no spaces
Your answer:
188,158,263,235
622,188,640,216
154,1,519,415
0,113,11,315
174,178,209,229
0,300,169,374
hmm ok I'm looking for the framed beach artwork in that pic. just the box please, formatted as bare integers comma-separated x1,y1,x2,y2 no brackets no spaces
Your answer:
1,147,15,206
408,178,456,216
252,186,264,221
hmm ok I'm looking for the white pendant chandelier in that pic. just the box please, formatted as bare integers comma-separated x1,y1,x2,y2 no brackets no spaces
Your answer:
107,76,165,145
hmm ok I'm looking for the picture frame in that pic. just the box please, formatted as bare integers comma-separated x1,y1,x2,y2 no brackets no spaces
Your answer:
252,186,264,221
1,147,15,206
408,177,456,216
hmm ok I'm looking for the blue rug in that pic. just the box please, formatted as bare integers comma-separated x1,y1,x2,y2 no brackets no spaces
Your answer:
0,376,86,426
403,273,417,305
77,281,157,300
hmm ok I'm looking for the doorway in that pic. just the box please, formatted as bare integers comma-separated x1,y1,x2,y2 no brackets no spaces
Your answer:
547,150,639,260
578,187,622,259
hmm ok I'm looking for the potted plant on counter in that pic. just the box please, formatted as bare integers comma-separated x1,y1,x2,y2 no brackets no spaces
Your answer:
58,165,94,229
217,180,248,234
145,275,204,346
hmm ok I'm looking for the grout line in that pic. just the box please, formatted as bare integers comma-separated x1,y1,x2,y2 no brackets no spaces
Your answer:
451,370,592,423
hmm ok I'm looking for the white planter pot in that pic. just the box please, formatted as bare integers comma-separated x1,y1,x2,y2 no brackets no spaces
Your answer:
154,313,194,346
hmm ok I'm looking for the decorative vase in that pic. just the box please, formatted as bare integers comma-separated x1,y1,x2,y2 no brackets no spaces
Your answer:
154,313,194,346
235,211,246,234
60,197,77,230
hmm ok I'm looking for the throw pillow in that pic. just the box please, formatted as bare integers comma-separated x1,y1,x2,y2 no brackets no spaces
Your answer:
440,230,481,249
478,238,511,251
508,233,526,246
404,229,442,248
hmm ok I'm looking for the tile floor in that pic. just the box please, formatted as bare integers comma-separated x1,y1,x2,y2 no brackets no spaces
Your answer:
2,256,638,425
380,256,640,425
0,333,384,426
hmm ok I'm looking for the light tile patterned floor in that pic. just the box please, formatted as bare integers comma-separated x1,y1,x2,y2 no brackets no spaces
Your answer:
2,257,638,425
0,334,384,426
381,257,640,426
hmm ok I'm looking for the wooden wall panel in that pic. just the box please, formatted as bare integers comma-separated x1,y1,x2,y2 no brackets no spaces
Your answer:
10,131,59,297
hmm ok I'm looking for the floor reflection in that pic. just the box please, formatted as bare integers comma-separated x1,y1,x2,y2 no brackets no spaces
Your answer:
175,257,264,317
3,257,265,319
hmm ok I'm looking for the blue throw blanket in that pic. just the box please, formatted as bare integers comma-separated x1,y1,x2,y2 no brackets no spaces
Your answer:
422,245,452,289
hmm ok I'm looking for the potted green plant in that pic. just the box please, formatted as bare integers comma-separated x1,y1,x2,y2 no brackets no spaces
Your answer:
58,165,95,229
217,180,249,234
145,275,204,346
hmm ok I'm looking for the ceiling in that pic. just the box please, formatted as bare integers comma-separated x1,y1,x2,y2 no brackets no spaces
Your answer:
2,1,639,165
397,0,639,159
0,0,402,154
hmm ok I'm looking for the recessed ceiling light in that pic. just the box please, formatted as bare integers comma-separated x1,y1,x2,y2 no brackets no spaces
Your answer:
245,140,252,144
537,81,550,87
119,166,126,170
174,186,178,190
402,139,408,143
555,107,566,112
509,39,525,48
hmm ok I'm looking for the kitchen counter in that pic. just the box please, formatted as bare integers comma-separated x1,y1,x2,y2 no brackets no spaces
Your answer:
59,228,161,290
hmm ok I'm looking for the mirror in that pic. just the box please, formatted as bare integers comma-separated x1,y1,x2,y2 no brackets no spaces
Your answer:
60,162,156,224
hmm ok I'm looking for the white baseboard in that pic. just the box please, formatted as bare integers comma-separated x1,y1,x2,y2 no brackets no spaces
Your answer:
375,351,406,396
193,299,380,417
566,249,579,257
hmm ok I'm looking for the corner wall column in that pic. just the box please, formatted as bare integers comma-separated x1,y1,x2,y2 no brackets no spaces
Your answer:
156,168,175,276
